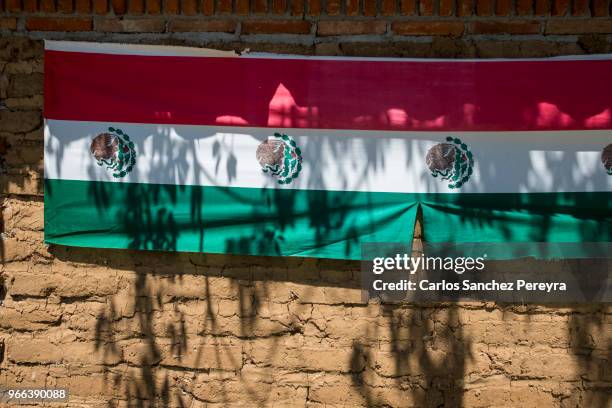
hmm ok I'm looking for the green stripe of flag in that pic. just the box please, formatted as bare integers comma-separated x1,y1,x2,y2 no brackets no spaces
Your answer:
44,179,611,260
44,179,418,260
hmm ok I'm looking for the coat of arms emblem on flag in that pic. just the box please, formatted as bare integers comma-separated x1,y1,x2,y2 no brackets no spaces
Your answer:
90,127,137,178
256,133,303,185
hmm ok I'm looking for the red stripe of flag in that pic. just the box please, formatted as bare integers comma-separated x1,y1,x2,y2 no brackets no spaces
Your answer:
44,50,612,131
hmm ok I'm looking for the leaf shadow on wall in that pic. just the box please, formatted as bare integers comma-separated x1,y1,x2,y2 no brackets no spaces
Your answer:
42,65,612,407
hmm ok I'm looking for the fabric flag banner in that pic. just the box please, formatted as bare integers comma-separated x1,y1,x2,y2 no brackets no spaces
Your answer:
44,41,612,260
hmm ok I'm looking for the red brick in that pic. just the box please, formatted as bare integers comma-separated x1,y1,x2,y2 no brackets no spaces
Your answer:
163,0,179,13
534,0,549,14
476,0,493,15
291,0,304,15
23,0,38,12
419,0,434,15
169,18,236,32
218,0,232,12
307,0,321,14
571,0,589,15
439,0,453,15
58,0,74,12
495,0,512,15
346,0,359,15
112,0,127,13
0,17,17,30
272,0,286,13
242,20,312,34
94,0,107,13
458,0,472,15
40,0,56,12
179,0,195,13
96,17,165,31
592,0,609,15
515,0,532,14
253,0,267,12
202,0,213,14
471,20,541,34
129,0,145,13
546,20,612,34
146,0,160,12
381,0,396,15
75,0,92,13
26,17,93,31
364,0,376,15
551,0,568,15
392,21,464,35
400,0,416,14
236,0,249,14
327,0,341,14
318,20,386,36
5,0,21,12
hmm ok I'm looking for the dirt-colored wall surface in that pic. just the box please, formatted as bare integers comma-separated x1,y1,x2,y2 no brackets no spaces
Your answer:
1,1,611,406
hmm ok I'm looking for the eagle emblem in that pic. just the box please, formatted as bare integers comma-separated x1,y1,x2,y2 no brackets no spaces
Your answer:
90,127,136,178
426,137,474,189
256,133,302,185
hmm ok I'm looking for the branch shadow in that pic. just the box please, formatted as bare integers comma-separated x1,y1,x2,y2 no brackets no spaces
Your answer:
37,41,612,407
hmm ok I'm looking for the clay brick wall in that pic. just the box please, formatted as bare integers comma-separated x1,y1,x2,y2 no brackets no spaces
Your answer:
1,0,612,55
1,1,611,406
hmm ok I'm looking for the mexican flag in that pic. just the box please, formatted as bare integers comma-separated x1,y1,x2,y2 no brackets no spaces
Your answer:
44,41,612,260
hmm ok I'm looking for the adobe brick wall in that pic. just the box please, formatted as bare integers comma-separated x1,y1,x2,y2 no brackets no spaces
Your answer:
1,1,611,407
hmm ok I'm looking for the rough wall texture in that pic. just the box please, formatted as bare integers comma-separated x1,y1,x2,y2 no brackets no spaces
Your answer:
1,1,612,407
1,0,612,55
